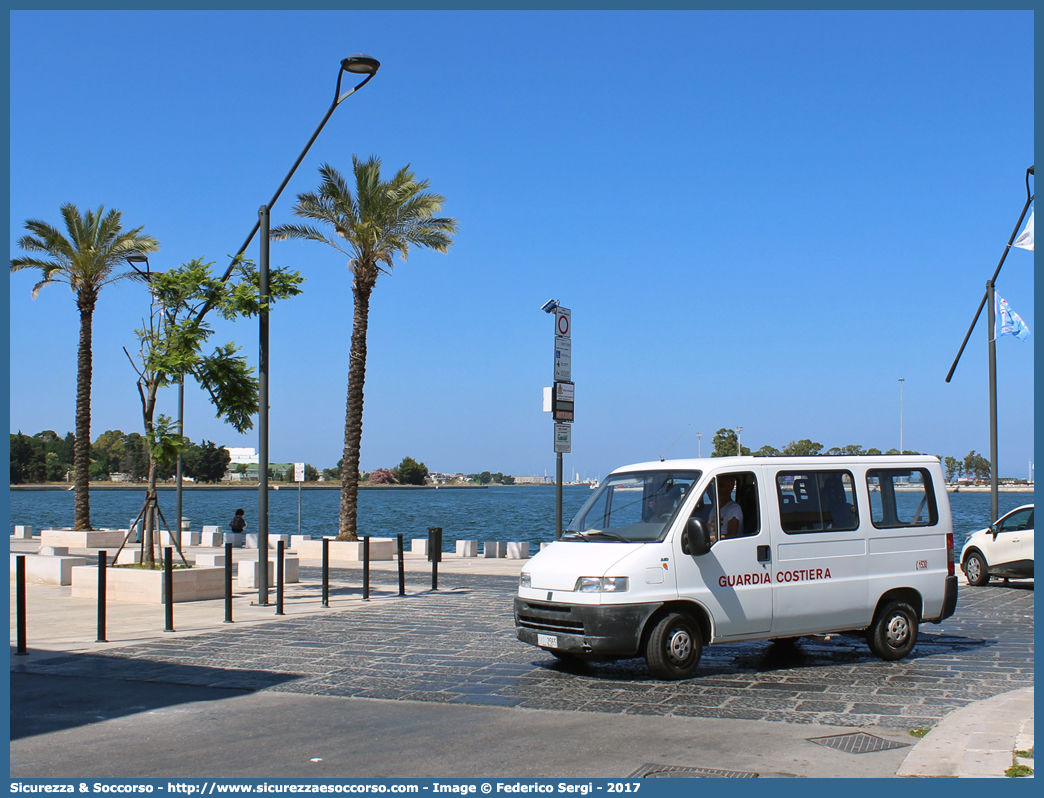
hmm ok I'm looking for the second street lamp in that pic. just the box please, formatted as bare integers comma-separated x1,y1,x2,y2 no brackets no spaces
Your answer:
254,54,380,605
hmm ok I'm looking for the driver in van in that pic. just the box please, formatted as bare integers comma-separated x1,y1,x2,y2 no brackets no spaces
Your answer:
718,475,744,539
645,484,682,522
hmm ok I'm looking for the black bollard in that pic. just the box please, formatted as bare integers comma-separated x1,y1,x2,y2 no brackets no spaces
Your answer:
164,547,175,632
397,533,406,596
96,550,107,643
428,527,442,590
322,537,330,607
224,542,234,623
276,540,285,616
362,536,370,601
15,555,27,655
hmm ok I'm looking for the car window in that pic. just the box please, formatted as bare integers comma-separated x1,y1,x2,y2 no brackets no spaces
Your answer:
998,508,1033,532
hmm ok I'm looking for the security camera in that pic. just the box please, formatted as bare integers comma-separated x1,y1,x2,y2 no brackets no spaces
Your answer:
541,299,560,314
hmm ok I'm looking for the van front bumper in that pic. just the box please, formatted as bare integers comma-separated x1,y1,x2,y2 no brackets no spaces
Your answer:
514,596,663,659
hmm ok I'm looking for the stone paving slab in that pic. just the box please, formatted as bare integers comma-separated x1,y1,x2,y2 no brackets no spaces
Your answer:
12,568,1033,730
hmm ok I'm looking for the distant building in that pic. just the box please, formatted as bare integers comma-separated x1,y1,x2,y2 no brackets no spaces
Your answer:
514,475,550,485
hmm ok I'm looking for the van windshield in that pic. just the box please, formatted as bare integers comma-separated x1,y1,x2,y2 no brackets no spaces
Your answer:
563,470,701,543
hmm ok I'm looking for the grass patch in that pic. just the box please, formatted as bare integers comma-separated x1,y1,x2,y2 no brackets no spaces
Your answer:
1014,748,1034,759
1005,763,1033,778
909,728,931,738
113,562,193,570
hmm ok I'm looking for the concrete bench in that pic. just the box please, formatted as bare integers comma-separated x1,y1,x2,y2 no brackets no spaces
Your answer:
115,550,143,565
245,533,290,550
296,538,396,562
506,542,530,559
223,533,244,548
236,557,300,588
12,525,34,540
38,546,69,556
411,538,429,556
194,553,227,567
159,529,201,548
483,541,506,558
11,552,87,585
200,526,225,547
455,540,478,557
290,535,312,550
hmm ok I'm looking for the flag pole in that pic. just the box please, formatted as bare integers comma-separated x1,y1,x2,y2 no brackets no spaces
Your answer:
945,165,1033,384
987,280,998,524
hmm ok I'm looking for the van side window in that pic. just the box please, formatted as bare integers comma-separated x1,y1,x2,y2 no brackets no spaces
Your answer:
776,471,858,533
867,469,938,528
693,472,760,543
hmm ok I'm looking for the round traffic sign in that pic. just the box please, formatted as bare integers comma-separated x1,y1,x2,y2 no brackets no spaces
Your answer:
557,312,570,336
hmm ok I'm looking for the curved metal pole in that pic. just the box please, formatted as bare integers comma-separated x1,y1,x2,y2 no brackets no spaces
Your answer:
946,167,1033,383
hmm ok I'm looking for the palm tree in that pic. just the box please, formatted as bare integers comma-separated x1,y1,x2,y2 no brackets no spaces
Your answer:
11,204,159,530
272,157,457,540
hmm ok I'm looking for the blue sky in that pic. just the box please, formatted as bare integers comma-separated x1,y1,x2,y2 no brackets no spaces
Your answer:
8,9,1035,480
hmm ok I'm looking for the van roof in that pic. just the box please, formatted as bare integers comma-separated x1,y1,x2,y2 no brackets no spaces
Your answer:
614,455,941,474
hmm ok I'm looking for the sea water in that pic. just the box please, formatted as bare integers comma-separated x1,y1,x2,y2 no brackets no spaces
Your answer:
7,484,1032,552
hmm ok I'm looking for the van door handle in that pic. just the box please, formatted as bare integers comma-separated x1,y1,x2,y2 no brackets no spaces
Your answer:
757,545,771,563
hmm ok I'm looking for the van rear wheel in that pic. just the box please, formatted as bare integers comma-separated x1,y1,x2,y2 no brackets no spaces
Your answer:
867,600,919,661
646,613,702,680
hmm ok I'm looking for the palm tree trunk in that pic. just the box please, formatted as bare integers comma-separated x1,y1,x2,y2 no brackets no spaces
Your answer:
338,281,373,541
73,293,95,530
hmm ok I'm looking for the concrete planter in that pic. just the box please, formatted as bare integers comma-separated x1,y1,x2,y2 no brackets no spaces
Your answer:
70,564,225,603
41,528,128,549
10,553,86,585
295,537,396,561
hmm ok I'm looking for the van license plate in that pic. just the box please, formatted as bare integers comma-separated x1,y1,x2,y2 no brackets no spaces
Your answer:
538,634,558,649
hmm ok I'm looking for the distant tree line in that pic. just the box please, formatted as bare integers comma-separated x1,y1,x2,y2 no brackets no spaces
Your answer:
9,429,230,485
708,428,999,482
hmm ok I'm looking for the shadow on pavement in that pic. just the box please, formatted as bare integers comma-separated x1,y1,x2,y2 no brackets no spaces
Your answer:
11,659,300,739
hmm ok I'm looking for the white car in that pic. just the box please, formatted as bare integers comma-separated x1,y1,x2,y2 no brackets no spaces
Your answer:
960,504,1034,586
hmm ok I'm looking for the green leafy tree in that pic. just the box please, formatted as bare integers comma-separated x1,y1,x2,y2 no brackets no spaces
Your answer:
11,204,159,529
753,445,781,457
839,445,867,456
322,459,343,482
182,440,231,483
304,464,319,482
711,428,748,457
944,456,962,482
964,450,990,481
272,158,457,540
124,258,300,564
396,456,429,486
781,439,824,456
865,448,882,456
10,433,45,484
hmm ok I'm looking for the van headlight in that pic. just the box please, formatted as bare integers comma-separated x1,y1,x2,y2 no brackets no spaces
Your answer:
520,572,531,588
575,576,629,593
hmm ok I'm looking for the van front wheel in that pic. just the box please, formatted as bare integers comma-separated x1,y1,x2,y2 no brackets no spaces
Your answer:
867,601,919,661
646,613,702,680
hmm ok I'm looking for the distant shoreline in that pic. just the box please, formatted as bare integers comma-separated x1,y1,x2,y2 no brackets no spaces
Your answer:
8,483,494,491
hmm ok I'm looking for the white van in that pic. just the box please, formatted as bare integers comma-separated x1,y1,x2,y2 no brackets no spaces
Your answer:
515,455,958,680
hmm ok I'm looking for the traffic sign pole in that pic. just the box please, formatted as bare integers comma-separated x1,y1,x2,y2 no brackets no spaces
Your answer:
551,308,571,540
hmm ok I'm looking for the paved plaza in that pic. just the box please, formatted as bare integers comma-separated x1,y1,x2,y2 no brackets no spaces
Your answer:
13,565,1033,731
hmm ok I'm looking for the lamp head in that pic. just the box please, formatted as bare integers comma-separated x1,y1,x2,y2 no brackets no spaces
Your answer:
127,254,152,281
541,299,560,314
342,55,380,75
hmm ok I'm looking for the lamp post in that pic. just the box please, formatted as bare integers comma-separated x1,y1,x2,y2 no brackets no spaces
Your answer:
946,165,1033,524
898,378,904,455
697,432,702,458
735,426,743,456
127,255,187,545
194,55,380,605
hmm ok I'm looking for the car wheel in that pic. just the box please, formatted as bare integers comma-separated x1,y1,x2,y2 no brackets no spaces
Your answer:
646,612,702,680
965,551,990,586
867,600,919,661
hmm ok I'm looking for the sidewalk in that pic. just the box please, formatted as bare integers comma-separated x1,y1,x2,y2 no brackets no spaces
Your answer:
10,537,1035,779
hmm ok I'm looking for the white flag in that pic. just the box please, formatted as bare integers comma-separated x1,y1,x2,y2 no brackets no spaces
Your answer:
998,296,1031,341
1013,207,1033,251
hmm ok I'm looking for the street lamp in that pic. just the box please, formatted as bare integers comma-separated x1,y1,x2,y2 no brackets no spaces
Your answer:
898,378,904,455
735,426,743,456
206,55,380,605
696,432,702,458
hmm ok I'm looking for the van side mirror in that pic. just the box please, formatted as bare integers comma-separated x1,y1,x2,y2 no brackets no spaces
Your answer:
683,517,712,557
